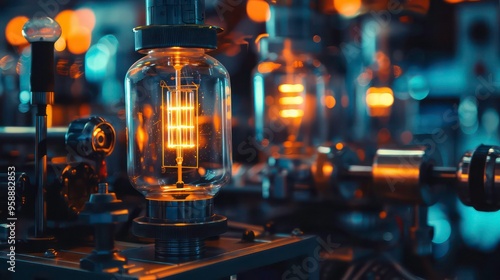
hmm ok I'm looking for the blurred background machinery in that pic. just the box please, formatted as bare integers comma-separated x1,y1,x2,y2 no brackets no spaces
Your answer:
1,0,500,279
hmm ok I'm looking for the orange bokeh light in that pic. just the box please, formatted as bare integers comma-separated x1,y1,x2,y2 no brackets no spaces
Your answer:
55,9,95,54
335,142,344,150
54,38,66,52
366,87,394,107
5,16,29,46
393,65,402,78
334,0,362,18
257,61,281,74
322,164,334,176
75,8,96,30
366,87,394,117
246,0,270,23
67,26,92,55
379,211,387,219
325,95,336,109
55,10,77,38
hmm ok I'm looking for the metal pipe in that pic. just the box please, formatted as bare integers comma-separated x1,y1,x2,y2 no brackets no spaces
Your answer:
431,166,457,185
346,165,373,179
0,126,67,144
23,16,60,241
35,105,47,237
347,165,458,184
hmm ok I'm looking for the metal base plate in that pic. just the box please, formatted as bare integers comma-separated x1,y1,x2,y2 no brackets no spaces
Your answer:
0,233,318,280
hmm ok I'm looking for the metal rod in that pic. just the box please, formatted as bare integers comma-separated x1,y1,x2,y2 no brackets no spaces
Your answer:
346,165,458,185
346,165,373,178
431,166,457,181
0,126,66,144
35,105,47,237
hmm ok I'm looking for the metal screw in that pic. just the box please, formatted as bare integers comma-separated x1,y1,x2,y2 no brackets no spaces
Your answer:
241,230,255,242
44,248,58,258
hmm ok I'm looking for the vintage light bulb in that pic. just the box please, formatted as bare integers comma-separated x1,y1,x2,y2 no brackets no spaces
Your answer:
126,0,231,259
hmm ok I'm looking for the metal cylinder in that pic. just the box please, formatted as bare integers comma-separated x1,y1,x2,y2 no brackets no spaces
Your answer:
34,108,47,237
457,145,500,211
65,116,115,159
456,151,472,206
132,213,227,260
147,198,213,223
0,126,67,144
94,224,115,253
372,146,437,204
155,238,204,260
30,42,55,93
146,0,205,25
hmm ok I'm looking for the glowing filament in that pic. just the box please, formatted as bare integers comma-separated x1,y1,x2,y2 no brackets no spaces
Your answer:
278,83,305,119
280,109,304,118
366,87,394,107
166,89,195,151
279,96,304,105
366,87,394,117
278,83,304,93
160,77,199,179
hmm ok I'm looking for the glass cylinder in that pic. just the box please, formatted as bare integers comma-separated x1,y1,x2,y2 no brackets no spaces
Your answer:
253,42,328,157
125,47,231,201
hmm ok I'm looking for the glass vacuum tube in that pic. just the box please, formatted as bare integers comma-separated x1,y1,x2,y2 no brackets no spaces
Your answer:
254,42,327,157
126,47,231,201
252,0,328,200
253,0,328,158
125,5,231,203
127,0,230,260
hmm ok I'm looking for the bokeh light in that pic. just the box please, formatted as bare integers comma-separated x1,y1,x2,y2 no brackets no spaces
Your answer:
458,199,500,252
325,95,336,109
408,75,430,100
54,8,95,54
67,26,92,55
334,0,362,18
246,0,270,23
75,8,96,30
5,16,29,46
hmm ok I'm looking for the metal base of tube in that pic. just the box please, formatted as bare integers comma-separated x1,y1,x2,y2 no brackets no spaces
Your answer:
155,238,205,260
147,198,213,222
132,197,227,260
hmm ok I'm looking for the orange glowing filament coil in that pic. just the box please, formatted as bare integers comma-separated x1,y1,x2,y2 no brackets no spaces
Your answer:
278,83,305,119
